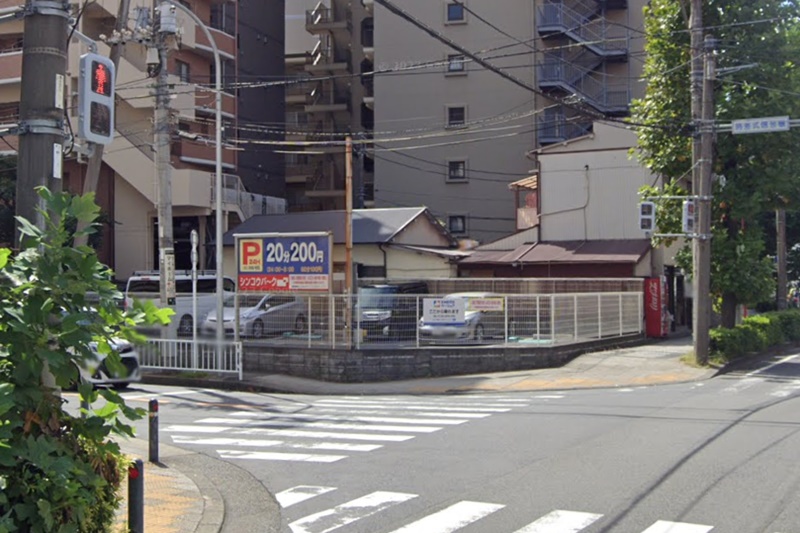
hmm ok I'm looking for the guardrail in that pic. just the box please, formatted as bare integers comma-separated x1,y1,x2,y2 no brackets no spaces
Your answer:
140,338,242,379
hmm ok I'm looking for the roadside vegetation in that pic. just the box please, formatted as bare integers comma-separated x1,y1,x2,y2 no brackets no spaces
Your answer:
0,189,170,532
708,309,800,365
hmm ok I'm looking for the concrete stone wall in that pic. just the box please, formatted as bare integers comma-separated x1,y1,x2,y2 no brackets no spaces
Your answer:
242,334,646,383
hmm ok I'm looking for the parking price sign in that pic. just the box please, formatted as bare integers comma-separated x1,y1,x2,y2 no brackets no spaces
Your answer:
423,298,466,325
236,232,332,292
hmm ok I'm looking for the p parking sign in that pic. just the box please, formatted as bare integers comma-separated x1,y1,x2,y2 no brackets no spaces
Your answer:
235,232,332,292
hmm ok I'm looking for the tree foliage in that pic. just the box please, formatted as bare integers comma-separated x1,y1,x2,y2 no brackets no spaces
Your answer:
0,188,171,532
632,0,800,325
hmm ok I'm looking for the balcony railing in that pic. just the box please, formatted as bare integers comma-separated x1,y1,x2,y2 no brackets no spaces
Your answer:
538,55,630,114
537,2,628,57
210,173,286,220
306,4,352,33
537,112,593,145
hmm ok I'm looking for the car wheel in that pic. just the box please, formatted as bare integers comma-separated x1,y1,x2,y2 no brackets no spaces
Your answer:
252,320,264,339
178,315,193,337
473,324,485,342
294,314,307,334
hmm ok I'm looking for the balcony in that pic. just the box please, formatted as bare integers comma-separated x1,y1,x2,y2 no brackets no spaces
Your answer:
286,80,313,105
0,49,21,87
305,84,350,115
195,89,236,118
538,54,630,115
306,3,352,35
173,137,236,169
537,2,628,59
306,44,351,74
307,165,345,197
195,25,236,60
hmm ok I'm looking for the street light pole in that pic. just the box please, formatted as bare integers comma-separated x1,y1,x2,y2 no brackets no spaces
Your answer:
163,1,224,343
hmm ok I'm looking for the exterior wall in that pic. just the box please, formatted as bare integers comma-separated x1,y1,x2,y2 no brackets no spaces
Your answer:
114,176,154,279
238,0,286,198
390,214,451,247
374,0,536,244
537,129,652,241
286,0,322,54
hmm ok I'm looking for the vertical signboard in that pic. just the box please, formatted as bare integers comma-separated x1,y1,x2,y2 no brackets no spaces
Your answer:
236,232,332,292
644,276,668,338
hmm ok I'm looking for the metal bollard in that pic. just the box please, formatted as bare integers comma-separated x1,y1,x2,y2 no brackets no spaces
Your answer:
148,399,159,463
128,459,144,533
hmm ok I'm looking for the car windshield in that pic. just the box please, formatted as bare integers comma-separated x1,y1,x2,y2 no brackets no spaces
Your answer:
359,287,398,309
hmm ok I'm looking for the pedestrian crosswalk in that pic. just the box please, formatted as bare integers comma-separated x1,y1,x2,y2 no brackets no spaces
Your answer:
163,395,531,463
276,485,719,533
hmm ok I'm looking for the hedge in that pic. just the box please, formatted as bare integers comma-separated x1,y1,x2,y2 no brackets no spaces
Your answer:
709,309,800,360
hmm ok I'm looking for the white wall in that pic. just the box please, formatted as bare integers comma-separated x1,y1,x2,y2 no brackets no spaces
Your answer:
114,176,154,279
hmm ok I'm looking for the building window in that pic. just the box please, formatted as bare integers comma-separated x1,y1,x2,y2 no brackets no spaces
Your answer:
446,54,466,74
446,2,466,23
176,60,190,82
448,215,467,234
446,105,466,128
447,160,467,182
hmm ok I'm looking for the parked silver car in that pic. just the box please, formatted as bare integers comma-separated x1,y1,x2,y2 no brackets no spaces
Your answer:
419,292,507,343
202,294,307,338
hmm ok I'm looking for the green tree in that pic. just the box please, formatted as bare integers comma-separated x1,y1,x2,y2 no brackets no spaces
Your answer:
632,0,800,327
0,188,171,531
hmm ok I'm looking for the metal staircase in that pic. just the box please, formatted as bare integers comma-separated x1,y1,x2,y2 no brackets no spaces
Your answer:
536,0,631,143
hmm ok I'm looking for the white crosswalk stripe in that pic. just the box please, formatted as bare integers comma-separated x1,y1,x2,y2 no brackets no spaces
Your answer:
512,510,603,533
289,491,417,533
640,521,713,533
166,396,528,463
386,501,504,533
276,486,336,508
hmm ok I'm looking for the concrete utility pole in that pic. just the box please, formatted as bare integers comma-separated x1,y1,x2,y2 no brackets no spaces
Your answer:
693,34,716,366
777,207,788,310
73,0,131,248
345,135,353,345
16,0,69,234
154,1,175,309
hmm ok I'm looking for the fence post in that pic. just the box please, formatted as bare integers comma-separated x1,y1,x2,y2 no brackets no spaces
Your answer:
330,295,336,349
573,294,578,341
551,294,555,342
638,292,644,333
355,293,361,350
504,295,508,346
598,294,602,339
536,295,540,340
237,342,243,381
308,297,312,349
415,295,420,348
619,293,623,336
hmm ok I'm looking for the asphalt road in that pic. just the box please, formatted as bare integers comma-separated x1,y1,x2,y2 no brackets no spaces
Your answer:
94,352,800,532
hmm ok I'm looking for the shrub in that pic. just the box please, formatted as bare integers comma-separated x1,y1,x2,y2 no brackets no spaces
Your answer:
0,189,170,532
773,310,800,341
710,309,800,361
742,314,784,347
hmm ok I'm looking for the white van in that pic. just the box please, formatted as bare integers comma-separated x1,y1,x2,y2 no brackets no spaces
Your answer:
124,270,236,337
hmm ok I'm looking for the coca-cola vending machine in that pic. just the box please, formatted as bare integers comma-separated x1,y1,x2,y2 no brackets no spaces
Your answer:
645,276,669,337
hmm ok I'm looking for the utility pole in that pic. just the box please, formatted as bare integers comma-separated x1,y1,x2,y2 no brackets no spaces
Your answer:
154,1,175,310
16,0,69,235
777,207,788,310
692,34,716,366
345,135,353,346
73,0,131,248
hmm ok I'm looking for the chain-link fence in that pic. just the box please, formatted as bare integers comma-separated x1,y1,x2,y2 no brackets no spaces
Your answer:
218,291,642,349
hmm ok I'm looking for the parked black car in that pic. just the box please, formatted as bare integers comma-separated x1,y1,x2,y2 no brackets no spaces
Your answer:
357,282,429,341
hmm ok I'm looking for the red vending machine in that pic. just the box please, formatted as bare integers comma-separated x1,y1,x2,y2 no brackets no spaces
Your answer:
645,276,669,337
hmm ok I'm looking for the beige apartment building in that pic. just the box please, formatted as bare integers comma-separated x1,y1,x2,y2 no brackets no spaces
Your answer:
0,0,284,279
284,0,375,212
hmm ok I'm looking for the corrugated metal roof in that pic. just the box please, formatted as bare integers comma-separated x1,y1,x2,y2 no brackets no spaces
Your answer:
223,207,455,246
460,240,650,265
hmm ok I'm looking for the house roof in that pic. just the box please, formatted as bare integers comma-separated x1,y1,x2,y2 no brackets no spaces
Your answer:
459,239,651,265
223,207,457,246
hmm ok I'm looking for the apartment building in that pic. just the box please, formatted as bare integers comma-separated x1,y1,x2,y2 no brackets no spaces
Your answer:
284,0,375,212
0,0,285,279
372,0,537,244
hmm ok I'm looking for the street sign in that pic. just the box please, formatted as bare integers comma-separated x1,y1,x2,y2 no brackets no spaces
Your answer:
236,232,332,292
423,298,466,325
731,116,790,135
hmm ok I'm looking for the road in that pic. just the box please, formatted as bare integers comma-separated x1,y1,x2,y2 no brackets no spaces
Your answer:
76,352,800,532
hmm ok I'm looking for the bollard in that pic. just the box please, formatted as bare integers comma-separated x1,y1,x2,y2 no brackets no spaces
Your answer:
128,459,144,533
148,399,159,463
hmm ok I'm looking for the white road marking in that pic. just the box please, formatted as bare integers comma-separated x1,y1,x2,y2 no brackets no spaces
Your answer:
122,389,214,401
276,486,336,508
313,400,511,412
533,395,566,399
217,450,345,463
640,520,713,533
170,436,382,452
225,412,468,425
289,491,417,533
194,417,443,433
512,510,603,532
164,425,229,434
166,425,415,441
387,501,504,533
313,408,490,419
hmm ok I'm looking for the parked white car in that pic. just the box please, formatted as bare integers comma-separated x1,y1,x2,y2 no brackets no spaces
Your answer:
419,292,507,343
202,294,307,338
74,338,142,389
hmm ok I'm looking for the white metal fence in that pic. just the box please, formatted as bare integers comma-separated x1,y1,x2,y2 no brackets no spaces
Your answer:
219,292,643,349
140,339,242,379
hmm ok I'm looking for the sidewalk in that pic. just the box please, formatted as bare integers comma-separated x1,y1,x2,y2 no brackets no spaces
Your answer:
122,334,713,532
